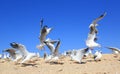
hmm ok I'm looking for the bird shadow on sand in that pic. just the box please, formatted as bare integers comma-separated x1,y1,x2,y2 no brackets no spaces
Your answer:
49,62,64,65
87,60,95,62
21,63,38,67
73,62,87,64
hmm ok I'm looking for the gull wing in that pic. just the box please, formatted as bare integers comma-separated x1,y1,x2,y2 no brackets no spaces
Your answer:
92,12,106,25
54,40,61,56
40,18,44,28
106,47,120,53
3,48,16,58
44,41,55,53
10,42,29,56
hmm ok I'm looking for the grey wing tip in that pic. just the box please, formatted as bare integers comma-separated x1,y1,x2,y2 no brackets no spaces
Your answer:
41,18,44,22
103,12,107,15
40,18,44,27
105,47,112,50
100,12,107,17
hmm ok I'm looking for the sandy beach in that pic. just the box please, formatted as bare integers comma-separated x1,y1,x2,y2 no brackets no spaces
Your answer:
0,54,120,74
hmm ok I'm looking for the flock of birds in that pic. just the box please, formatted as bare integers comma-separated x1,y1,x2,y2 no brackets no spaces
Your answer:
0,12,120,66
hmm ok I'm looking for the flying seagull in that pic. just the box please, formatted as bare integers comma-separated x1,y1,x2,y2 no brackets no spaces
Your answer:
86,12,106,49
37,19,53,50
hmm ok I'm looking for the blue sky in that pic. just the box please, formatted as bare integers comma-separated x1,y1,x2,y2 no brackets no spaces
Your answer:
0,0,120,55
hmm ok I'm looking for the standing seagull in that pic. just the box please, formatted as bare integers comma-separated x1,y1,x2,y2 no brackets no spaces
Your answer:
10,42,39,64
37,19,53,50
94,50,102,61
106,47,120,57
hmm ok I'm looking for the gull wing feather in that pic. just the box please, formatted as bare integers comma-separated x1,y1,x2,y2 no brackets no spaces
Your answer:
106,47,120,53
92,12,107,25
54,40,61,56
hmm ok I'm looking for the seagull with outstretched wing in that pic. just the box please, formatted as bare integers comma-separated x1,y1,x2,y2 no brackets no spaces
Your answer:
86,12,106,49
37,19,53,50
10,42,39,64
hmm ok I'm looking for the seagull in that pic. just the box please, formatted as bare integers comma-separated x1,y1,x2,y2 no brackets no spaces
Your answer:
106,47,120,57
10,42,39,64
86,12,106,56
43,39,61,63
94,50,102,61
3,48,16,60
37,19,53,50
86,21,101,50
70,48,89,64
